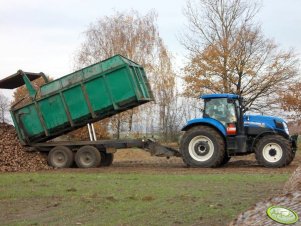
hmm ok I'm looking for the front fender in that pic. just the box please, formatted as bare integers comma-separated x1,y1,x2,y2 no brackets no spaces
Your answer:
182,118,226,136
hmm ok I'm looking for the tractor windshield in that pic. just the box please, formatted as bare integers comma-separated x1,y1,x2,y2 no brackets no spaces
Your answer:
204,98,237,126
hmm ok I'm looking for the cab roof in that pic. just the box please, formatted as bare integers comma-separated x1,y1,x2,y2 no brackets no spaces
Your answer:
201,93,239,99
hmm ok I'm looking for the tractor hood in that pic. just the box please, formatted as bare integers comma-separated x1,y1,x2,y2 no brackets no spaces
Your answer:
244,115,287,131
182,114,289,136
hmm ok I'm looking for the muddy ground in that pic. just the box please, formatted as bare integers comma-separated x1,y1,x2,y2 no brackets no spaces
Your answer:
56,148,301,174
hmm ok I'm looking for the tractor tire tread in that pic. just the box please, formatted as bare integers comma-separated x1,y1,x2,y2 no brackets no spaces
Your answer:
254,135,294,168
180,126,225,168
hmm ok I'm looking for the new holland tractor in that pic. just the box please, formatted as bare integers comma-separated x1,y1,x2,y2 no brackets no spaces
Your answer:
180,94,298,168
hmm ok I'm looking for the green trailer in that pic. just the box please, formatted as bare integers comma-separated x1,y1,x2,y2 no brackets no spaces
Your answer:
0,55,180,168
2,55,153,145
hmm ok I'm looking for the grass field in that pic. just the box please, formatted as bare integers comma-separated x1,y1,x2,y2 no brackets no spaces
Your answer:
0,171,289,226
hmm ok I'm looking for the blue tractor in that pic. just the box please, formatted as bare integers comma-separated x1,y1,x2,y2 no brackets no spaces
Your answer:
180,94,298,168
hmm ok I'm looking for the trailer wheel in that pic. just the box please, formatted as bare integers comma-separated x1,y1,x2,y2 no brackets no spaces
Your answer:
48,146,74,168
254,135,294,167
75,146,101,168
100,152,114,167
180,126,225,167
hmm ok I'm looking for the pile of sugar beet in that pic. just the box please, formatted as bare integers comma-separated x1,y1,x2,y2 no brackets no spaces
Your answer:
0,123,49,172
230,165,301,225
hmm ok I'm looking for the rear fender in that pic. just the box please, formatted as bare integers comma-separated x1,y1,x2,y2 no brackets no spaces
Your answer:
181,118,226,137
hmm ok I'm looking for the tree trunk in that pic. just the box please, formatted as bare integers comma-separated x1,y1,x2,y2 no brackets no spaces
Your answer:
1,109,4,123
128,109,133,132
117,117,121,139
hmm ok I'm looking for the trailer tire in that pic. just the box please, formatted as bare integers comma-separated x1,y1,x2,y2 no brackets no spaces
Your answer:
48,146,74,168
100,152,114,167
254,135,294,167
180,126,225,167
75,146,101,168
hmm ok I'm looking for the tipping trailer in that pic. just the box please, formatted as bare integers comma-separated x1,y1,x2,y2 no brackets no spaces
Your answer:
0,55,180,168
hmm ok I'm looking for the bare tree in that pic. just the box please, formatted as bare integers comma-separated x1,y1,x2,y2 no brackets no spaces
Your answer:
75,10,163,72
181,0,299,110
0,93,9,123
151,48,180,140
178,97,203,123
75,10,176,140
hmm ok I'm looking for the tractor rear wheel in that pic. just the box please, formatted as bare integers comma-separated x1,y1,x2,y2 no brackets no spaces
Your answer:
254,135,294,167
48,146,74,168
75,146,101,168
180,126,225,167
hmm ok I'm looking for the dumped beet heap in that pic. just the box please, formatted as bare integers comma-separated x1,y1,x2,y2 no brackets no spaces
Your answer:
229,166,301,226
284,166,301,192
0,123,50,172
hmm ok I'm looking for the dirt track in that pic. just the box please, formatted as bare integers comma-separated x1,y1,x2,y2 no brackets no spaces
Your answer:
56,148,301,174
1,122,299,174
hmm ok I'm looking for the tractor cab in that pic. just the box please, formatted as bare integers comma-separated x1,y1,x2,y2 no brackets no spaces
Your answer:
203,94,238,122
202,94,243,137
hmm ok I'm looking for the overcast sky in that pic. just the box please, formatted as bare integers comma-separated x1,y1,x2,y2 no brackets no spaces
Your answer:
1,0,301,99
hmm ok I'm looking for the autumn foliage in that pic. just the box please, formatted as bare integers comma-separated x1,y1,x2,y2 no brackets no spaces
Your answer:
68,120,110,140
280,82,301,120
182,0,299,110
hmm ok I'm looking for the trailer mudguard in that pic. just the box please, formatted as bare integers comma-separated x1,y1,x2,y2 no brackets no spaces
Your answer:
181,118,226,137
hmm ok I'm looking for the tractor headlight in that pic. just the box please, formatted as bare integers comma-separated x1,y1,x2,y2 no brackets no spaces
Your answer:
283,122,289,135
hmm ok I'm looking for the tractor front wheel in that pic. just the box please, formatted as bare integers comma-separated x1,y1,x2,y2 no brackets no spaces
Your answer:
180,126,225,167
254,135,294,167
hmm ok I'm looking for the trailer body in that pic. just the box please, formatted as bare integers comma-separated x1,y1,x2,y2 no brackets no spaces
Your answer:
1,55,153,145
